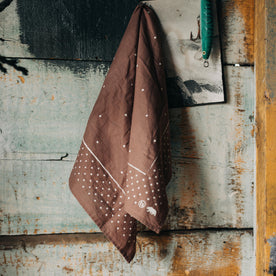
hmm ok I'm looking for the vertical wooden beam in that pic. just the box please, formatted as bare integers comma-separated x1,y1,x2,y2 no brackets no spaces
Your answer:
255,0,276,275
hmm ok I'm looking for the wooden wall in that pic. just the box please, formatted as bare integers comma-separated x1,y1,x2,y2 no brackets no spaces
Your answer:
0,0,255,275
255,0,276,274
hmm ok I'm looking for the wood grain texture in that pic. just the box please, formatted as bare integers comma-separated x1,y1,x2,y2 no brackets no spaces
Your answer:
0,0,254,65
219,0,254,65
0,0,256,273
0,0,139,61
0,230,254,276
0,64,254,234
0,59,107,155
0,60,254,155
255,0,276,275
0,155,251,235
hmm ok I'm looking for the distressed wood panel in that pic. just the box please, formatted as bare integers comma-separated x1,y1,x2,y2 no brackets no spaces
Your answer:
0,230,254,275
0,155,251,235
0,0,253,64
0,59,254,156
0,63,254,234
169,67,255,229
219,0,254,65
255,0,276,274
0,0,139,61
0,0,255,273
0,60,107,155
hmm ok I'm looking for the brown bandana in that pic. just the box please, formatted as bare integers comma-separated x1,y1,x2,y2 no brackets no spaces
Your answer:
69,3,172,262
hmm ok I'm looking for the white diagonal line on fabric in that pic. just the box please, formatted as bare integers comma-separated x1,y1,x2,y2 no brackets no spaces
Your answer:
149,155,159,171
161,121,170,138
82,139,126,195
128,163,147,175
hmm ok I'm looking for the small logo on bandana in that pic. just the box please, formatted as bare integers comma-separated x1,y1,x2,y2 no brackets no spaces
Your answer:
147,207,157,216
138,200,146,208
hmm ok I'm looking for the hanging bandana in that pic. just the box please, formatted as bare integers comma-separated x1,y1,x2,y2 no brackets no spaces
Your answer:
69,3,172,262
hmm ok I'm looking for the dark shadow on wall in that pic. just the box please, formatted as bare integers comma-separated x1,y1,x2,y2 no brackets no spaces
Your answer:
0,55,28,75
0,0,13,12
16,0,140,61
0,0,29,75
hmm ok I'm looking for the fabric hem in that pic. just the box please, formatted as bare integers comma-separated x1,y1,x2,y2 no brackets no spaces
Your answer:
124,205,165,234
69,180,136,263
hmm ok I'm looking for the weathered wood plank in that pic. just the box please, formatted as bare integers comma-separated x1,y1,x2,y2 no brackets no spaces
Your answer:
0,61,254,234
0,230,254,275
0,0,254,64
0,59,254,156
255,0,276,275
0,0,139,61
0,60,107,155
0,158,96,235
219,0,254,65
0,153,252,235
0,1,256,274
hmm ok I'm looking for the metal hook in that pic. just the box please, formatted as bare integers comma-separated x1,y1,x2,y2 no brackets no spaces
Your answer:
190,15,201,41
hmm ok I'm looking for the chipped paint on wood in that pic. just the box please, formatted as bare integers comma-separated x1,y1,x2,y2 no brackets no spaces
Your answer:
169,66,255,229
0,159,100,235
0,0,253,65
0,59,106,155
0,0,256,273
0,65,254,235
268,236,276,274
0,60,254,157
227,67,255,227
220,0,254,64
0,0,139,61
255,0,276,274
0,153,252,235
0,231,254,276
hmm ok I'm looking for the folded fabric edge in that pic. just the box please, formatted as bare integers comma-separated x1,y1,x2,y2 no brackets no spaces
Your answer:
125,207,163,234
69,179,136,263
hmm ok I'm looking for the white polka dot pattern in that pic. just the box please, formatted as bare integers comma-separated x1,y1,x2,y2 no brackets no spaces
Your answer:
70,142,137,248
69,4,171,263
124,124,171,232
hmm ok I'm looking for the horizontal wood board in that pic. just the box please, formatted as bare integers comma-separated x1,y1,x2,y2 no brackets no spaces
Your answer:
0,64,254,235
0,61,254,154
0,230,254,276
0,0,140,61
0,0,254,65
0,0,255,274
